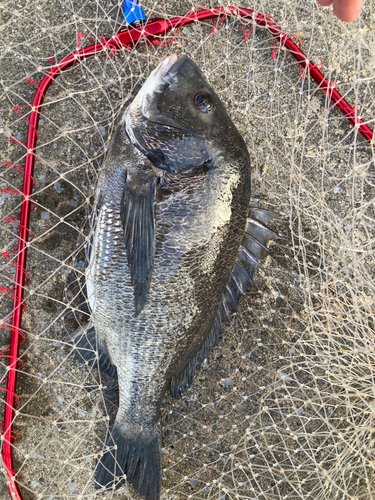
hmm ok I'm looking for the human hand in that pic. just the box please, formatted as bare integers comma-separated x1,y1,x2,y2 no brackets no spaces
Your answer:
316,0,362,22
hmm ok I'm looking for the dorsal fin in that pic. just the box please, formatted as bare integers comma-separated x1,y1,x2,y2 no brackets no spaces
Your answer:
222,198,279,317
120,158,157,316
170,198,279,398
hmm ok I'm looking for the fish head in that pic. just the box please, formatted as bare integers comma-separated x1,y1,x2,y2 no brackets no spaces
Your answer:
124,55,248,173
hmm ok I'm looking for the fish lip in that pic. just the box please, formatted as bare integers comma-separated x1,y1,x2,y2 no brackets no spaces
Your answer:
159,53,179,78
138,54,191,132
162,55,189,85
125,54,192,154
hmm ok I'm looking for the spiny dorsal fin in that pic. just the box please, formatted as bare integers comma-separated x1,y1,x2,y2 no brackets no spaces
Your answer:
223,198,279,316
170,199,279,398
121,161,157,316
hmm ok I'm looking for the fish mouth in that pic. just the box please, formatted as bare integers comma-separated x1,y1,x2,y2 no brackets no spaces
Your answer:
162,55,189,84
138,54,190,130
125,54,191,151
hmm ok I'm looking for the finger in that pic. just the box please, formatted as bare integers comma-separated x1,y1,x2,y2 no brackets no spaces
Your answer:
316,0,333,6
332,0,362,21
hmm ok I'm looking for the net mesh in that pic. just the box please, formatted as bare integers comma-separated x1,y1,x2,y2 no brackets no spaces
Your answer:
1,0,375,498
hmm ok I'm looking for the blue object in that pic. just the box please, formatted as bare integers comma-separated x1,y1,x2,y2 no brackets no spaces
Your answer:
122,0,146,25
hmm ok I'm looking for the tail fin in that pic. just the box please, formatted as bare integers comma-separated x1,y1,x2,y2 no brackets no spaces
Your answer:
95,424,162,500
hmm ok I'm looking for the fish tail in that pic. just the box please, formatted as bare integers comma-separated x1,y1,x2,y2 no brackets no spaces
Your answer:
95,423,162,500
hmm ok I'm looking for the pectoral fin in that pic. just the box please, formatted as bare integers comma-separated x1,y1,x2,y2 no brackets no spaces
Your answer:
121,164,157,316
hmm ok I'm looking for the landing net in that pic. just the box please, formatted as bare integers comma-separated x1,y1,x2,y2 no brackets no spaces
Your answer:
0,1,374,499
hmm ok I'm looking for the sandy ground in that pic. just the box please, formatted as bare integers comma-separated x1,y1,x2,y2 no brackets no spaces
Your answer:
0,0,375,499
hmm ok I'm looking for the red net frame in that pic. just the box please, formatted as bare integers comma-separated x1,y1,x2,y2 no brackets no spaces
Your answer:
1,5,373,499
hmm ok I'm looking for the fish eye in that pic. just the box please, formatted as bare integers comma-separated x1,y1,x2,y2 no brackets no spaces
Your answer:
194,92,211,113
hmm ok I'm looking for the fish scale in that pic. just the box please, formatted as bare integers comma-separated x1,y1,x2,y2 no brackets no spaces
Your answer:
93,145,246,381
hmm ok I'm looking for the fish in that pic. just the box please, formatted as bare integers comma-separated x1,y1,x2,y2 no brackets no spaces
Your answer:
70,54,278,500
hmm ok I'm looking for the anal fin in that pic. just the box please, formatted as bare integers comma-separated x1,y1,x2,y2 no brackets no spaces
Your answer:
68,325,117,378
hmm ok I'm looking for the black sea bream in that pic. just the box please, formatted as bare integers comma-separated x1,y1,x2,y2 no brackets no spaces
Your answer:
72,54,277,499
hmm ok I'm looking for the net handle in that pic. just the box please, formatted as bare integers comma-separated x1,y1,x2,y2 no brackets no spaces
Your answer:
2,6,373,499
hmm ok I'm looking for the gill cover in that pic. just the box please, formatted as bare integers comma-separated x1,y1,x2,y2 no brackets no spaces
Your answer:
125,55,238,173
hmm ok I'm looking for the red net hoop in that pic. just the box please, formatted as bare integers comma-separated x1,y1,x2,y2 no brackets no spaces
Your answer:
1,5,374,499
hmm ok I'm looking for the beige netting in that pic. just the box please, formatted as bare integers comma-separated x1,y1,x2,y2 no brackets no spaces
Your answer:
0,0,374,498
